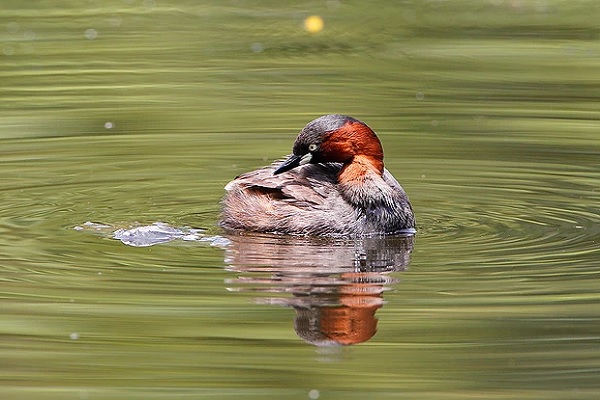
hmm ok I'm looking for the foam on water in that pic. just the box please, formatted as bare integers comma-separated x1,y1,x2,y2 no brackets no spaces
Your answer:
75,221,231,248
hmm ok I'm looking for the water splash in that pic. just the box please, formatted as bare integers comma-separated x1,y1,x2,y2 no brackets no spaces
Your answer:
74,221,231,248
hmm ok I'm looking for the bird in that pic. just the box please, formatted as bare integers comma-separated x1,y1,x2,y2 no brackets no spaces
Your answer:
220,114,415,237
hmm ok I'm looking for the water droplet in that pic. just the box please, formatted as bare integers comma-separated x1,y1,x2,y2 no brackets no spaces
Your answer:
23,30,36,40
84,29,98,40
250,42,264,53
7,22,20,34
326,0,340,9
107,15,122,27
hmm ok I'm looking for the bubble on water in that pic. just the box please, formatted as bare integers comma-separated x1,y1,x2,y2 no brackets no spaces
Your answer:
84,28,98,40
23,30,36,40
22,44,35,54
326,0,340,9
70,332,79,340
107,15,122,27
7,22,20,34
250,42,264,53
416,92,425,100
308,389,320,399
402,9,417,22
104,121,115,129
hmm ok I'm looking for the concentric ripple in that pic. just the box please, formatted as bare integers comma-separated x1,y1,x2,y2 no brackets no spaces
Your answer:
415,159,600,269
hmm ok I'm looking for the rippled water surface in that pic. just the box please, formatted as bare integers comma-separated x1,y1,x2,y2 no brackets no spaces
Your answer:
1,1,600,399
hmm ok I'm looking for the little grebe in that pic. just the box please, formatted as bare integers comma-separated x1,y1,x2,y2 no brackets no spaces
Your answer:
220,114,415,236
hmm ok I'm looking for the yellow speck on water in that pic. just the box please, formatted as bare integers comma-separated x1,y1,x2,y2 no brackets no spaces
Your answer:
304,15,324,33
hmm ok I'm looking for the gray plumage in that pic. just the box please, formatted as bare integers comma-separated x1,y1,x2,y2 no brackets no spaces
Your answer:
220,159,415,236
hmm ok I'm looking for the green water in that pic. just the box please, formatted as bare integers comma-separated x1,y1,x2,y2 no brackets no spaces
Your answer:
1,1,599,399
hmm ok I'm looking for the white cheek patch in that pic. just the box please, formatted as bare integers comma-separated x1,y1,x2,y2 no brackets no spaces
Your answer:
299,153,313,165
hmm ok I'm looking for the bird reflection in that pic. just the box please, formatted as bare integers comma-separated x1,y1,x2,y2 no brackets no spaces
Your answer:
224,234,414,346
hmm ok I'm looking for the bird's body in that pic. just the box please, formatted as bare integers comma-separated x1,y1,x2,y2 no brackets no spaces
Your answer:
220,115,415,237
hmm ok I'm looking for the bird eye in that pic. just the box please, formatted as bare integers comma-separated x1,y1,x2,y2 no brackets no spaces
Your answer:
308,143,318,152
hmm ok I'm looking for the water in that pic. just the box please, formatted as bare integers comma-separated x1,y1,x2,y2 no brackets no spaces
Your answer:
1,1,600,399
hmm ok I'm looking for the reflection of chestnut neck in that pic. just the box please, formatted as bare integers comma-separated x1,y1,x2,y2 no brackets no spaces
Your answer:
295,301,383,346
224,234,414,346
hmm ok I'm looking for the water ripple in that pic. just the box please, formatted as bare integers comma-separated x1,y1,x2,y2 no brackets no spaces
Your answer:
417,160,600,269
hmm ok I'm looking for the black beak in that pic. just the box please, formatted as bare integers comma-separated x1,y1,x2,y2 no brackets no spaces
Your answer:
273,154,302,175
